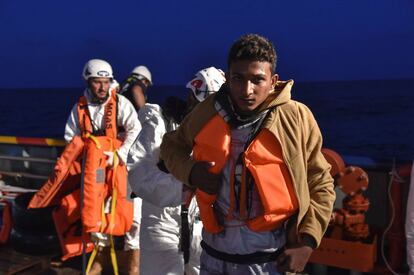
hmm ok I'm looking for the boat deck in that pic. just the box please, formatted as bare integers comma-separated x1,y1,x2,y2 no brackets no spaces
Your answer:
0,245,82,275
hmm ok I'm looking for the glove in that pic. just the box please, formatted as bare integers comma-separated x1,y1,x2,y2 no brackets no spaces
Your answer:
103,151,119,168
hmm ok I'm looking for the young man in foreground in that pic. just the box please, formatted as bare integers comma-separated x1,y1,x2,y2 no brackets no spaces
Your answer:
160,34,335,274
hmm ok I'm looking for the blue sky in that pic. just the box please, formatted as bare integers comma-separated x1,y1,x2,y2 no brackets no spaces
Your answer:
0,0,413,88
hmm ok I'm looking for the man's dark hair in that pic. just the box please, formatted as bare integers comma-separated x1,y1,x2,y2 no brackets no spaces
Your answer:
227,34,277,73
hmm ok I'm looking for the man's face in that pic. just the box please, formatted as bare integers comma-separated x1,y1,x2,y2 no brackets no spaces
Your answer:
227,60,277,114
89,77,111,100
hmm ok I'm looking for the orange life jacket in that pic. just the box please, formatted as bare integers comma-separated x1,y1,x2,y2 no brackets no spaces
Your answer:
75,91,133,235
28,136,87,261
80,136,132,235
52,189,94,261
28,136,83,209
194,114,299,233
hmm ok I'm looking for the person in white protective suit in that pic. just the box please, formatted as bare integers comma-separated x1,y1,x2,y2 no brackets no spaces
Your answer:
127,67,226,275
406,162,414,275
120,65,153,111
112,64,154,275
64,59,141,275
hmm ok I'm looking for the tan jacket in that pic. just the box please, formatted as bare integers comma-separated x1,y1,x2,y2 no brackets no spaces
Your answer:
160,80,335,246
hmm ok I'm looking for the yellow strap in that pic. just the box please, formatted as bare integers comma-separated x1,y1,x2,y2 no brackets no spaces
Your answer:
113,150,119,169
109,186,118,234
109,235,119,275
86,245,99,274
85,133,101,149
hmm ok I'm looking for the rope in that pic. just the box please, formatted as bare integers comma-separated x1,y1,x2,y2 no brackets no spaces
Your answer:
380,160,406,275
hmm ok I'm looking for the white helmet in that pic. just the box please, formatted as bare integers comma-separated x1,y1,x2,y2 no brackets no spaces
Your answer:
82,59,113,81
186,67,226,102
132,65,152,85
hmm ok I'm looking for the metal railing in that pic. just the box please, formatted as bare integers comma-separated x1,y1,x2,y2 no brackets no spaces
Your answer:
0,135,65,183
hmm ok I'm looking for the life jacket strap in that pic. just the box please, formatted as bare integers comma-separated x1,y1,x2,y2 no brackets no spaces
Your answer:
109,188,118,234
112,149,119,169
109,235,119,275
85,133,101,149
85,239,119,275
85,245,99,274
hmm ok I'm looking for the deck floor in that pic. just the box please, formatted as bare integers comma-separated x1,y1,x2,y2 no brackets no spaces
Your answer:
0,245,136,275
0,245,82,275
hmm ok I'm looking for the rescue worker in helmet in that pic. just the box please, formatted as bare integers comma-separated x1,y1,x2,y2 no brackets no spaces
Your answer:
64,59,141,275
65,59,141,153
127,67,225,275
105,65,153,275
120,65,153,111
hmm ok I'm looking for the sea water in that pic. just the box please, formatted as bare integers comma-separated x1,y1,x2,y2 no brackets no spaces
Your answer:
1,79,413,162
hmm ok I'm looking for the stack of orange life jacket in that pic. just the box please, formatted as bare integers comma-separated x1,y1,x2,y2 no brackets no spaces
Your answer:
29,91,133,267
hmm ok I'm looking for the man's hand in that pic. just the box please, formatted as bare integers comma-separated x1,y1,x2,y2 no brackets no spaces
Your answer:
276,244,313,273
189,161,221,194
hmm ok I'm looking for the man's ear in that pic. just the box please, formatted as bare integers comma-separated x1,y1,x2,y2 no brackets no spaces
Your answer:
225,71,230,83
271,74,279,88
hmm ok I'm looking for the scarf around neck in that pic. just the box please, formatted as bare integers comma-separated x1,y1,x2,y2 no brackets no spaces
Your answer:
214,85,269,129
